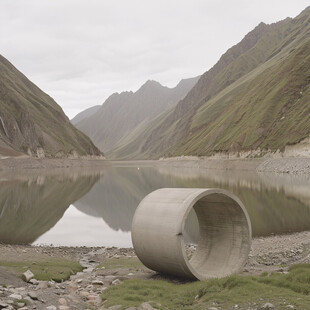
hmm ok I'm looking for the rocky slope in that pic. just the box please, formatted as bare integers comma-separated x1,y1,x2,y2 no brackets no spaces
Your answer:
73,77,199,154
0,55,102,158
110,6,310,159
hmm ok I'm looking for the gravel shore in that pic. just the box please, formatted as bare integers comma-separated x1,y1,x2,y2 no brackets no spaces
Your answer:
1,231,310,310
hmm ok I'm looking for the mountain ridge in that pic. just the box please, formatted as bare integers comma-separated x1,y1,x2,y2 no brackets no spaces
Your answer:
74,76,200,153
108,6,310,159
0,54,102,158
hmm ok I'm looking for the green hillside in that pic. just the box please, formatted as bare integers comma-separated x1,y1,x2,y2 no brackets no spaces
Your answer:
0,55,102,158
109,6,310,159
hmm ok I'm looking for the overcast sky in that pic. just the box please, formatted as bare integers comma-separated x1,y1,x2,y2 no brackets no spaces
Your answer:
0,1,309,119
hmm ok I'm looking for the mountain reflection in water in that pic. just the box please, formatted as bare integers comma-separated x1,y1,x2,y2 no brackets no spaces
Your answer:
0,164,310,246
0,170,100,244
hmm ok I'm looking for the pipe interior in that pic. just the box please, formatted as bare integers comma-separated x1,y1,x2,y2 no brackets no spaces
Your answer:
185,193,250,278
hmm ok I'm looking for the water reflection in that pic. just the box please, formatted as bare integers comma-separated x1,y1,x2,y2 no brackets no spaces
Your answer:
0,170,99,244
75,166,310,239
0,164,309,246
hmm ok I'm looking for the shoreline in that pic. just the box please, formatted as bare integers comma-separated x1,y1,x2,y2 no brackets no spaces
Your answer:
0,156,309,174
1,230,310,309
1,230,310,274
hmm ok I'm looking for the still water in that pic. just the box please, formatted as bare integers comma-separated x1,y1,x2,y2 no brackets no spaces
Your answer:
0,163,310,247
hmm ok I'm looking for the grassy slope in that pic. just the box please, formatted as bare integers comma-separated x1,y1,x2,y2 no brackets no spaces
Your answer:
0,55,101,157
177,39,310,156
110,7,310,159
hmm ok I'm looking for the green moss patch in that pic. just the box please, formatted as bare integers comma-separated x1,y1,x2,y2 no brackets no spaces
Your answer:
0,259,83,282
102,264,310,309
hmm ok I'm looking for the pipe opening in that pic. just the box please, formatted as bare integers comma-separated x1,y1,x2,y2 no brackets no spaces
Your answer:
183,193,251,279
184,208,199,260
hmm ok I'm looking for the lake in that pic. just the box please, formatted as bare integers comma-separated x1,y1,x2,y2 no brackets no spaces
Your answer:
0,162,309,247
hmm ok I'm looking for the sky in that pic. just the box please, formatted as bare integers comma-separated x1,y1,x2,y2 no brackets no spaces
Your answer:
0,1,309,119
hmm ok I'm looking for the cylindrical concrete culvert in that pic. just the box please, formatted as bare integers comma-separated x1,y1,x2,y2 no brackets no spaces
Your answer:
131,188,252,280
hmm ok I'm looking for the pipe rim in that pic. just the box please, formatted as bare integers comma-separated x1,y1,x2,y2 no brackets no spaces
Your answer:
179,188,252,280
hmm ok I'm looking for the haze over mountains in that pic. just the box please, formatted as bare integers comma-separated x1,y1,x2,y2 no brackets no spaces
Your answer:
75,6,310,160
72,76,199,154
0,55,101,158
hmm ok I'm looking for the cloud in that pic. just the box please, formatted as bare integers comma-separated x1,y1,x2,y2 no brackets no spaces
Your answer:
0,0,309,118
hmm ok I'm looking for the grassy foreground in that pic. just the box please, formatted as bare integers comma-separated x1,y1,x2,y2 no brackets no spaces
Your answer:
0,259,83,282
102,264,310,310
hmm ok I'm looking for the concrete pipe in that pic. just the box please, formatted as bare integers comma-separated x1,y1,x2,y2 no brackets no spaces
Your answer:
131,188,252,280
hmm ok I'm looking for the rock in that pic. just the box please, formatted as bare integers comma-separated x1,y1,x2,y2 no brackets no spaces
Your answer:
36,281,48,290
87,294,101,304
125,308,138,310
58,298,67,306
19,308,29,310
46,306,57,310
22,270,34,282
208,308,219,310
23,297,33,304
29,279,39,285
286,306,294,309
139,303,155,310
111,279,122,286
59,306,70,310
262,303,275,309
28,291,38,300
92,280,104,285
79,291,89,297
0,303,9,309
8,293,22,300
107,306,122,310
17,303,26,308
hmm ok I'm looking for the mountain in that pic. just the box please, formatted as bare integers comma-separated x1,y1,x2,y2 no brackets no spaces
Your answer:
109,6,310,159
71,105,101,125
0,55,102,158
73,76,199,154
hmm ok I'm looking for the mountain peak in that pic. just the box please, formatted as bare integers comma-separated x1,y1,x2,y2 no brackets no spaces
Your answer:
138,80,164,91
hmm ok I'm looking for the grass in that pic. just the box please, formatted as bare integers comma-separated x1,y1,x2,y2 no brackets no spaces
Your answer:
0,259,83,282
14,299,28,307
102,264,310,310
97,257,146,271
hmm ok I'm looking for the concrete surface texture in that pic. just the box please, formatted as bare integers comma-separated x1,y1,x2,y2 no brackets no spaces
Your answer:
131,188,252,280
